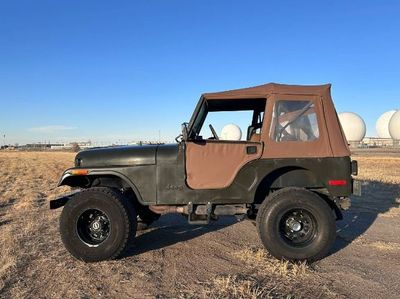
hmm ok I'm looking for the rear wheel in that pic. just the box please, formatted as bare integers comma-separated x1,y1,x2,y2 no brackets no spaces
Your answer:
60,187,136,262
256,188,336,262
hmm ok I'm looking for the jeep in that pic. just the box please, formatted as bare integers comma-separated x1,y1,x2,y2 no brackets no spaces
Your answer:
51,83,360,262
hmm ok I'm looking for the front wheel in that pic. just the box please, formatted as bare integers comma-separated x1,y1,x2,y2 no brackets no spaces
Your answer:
60,187,137,262
256,188,336,262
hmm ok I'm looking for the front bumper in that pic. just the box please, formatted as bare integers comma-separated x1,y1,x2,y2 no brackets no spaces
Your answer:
49,189,81,209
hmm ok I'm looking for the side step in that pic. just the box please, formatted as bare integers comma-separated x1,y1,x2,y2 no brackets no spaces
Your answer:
187,202,212,224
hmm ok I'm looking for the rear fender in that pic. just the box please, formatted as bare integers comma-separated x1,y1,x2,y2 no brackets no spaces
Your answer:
254,166,321,204
254,167,342,220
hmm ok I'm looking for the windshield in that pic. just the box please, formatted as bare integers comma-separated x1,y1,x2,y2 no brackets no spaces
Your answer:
189,101,208,139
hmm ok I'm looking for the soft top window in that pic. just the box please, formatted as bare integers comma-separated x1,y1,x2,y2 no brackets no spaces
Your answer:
189,98,266,141
270,100,319,142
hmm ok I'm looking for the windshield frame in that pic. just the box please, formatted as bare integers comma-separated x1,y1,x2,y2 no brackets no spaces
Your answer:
187,98,208,140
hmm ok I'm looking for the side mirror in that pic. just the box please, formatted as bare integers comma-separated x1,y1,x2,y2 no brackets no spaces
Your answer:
175,122,189,143
181,122,189,140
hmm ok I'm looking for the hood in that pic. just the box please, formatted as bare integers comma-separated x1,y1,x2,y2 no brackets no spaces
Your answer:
75,145,158,168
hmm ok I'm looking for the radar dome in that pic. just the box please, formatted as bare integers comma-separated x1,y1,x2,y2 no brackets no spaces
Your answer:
376,110,397,138
220,124,242,141
338,112,366,142
389,110,400,140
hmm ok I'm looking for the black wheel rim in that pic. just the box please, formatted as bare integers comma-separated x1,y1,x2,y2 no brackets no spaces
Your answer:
76,209,110,247
279,208,317,247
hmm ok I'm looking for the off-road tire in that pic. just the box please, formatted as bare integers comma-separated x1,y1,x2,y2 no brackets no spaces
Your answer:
60,187,137,262
256,187,336,262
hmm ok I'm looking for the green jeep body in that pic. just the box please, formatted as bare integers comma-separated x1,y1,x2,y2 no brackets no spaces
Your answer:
52,83,359,263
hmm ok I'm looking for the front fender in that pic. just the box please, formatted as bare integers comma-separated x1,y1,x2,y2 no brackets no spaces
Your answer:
57,168,145,204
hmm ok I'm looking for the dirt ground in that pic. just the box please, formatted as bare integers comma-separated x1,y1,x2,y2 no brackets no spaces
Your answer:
0,151,399,298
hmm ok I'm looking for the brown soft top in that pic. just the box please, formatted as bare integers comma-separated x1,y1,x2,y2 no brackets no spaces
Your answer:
202,83,331,100
200,82,350,158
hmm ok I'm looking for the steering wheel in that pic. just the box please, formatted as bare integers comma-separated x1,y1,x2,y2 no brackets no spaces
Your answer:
209,124,219,140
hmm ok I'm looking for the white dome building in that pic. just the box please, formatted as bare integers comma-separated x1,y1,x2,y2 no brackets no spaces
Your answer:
338,112,366,145
220,124,242,141
389,110,400,140
376,110,397,138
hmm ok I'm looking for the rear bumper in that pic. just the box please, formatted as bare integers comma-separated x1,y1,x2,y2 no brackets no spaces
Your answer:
352,179,362,196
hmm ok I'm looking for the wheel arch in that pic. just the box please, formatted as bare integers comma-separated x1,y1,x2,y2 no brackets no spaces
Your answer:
254,166,342,220
59,171,145,205
254,166,321,204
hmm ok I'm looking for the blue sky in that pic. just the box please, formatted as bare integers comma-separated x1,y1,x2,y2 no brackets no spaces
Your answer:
0,1,399,144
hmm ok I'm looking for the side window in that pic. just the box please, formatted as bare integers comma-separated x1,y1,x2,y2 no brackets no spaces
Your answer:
270,100,319,142
189,98,266,141
199,111,253,141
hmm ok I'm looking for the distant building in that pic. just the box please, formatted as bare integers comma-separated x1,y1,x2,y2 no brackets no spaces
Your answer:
19,143,59,150
361,137,398,148
50,141,93,150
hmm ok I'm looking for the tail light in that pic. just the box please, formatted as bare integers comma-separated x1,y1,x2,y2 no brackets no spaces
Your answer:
328,180,347,186
351,160,358,175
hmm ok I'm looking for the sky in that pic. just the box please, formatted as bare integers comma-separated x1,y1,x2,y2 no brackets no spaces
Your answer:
0,0,399,145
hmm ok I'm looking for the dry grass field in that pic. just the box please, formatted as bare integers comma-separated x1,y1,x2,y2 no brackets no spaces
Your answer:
0,151,399,298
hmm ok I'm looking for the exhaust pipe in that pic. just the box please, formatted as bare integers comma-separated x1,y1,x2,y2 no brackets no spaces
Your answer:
149,204,248,216
149,205,188,215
